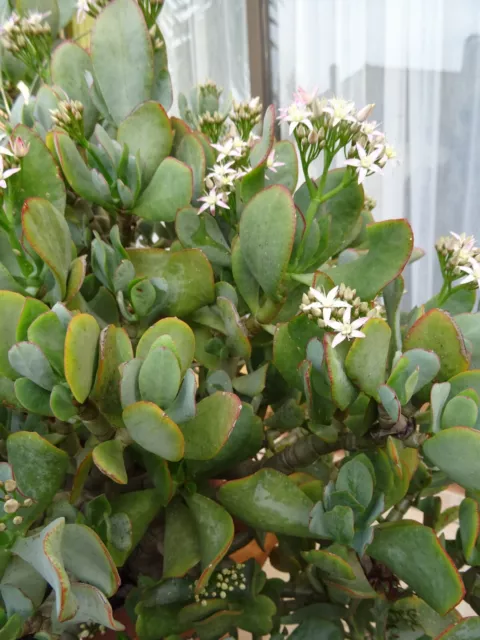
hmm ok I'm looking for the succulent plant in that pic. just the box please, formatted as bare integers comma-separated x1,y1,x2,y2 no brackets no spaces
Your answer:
0,1,479,639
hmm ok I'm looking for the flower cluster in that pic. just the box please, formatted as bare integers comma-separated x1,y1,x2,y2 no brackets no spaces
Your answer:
300,284,384,348
0,12,52,76
0,138,27,189
230,97,262,140
278,90,397,185
0,478,33,529
77,623,106,639
193,563,247,606
436,231,480,288
50,99,85,142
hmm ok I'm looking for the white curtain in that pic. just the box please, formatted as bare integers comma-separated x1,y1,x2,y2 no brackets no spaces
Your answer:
269,0,480,306
159,0,251,113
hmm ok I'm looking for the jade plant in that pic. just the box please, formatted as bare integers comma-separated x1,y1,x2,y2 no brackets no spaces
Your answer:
0,1,480,639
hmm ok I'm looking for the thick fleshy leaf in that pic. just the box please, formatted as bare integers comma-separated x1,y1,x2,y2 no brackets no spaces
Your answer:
123,401,184,461
344,318,391,400
323,219,413,299
163,499,201,578
8,342,56,390
22,198,71,299
176,133,206,201
368,520,464,615
388,348,441,404
273,315,324,389
185,493,234,592
15,297,49,342
133,157,192,221
404,310,469,381
117,101,172,185
431,382,452,433
64,313,100,404
233,364,268,397
266,140,298,193
91,0,153,125
180,391,241,460
423,427,480,490
12,518,77,622
239,185,296,298
250,105,275,167
92,440,127,485
436,618,480,639
0,291,25,379
459,498,480,565
90,325,133,425
455,313,480,369
324,334,357,410
175,207,231,267
337,456,373,508
14,377,53,416
302,545,355,581
136,316,195,375
119,358,142,408
66,256,87,303
52,583,124,632
139,346,181,409
128,248,215,316
442,395,478,429
7,431,68,511
54,132,112,206
61,523,120,596
10,125,66,214
187,402,263,476
216,296,251,359
51,42,98,137
219,468,315,537
0,555,46,619
50,383,78,421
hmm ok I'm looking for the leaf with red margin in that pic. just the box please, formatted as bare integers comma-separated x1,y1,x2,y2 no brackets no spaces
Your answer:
70,451,93,504
180,391,242,461
12,517,78,622
92,440,127,485
368,520,465,615
404,309,469,382
324,333,358,410
185,493,234,593
434,617,480,639
65,256,87,303
52,583,125,632
459,498,480,565
64,313,100,404
323,219,414,300
250,105,275,168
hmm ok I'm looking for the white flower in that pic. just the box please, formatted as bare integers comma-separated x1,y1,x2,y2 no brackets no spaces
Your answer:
211,138,243,162
265,149,285,179
327,306,369,348
76,0,90,22
231,136,248,154
360,120,381,142
16,81,30,105
278,102,313,135
294,86,318,106
451,231,476,252
0,156,20,189
248,97,261,110
300,285,350,324
0,145,14,158
459,258,480,287
198,187,229,216
27,10,50,25
207,162,237,189
322,98,356,127
345,143,383,184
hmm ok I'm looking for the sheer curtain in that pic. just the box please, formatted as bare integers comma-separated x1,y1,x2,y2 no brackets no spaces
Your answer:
159,0,251,113
269,0,480,306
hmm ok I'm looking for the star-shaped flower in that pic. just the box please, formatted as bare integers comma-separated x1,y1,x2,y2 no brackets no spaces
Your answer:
198,187,229,216
327,306,369,348
278,102,313,135
0,155,20,189
459,257,480,288
322,98,356,127
345,143,383,184
265,149,285,179
211,138,244,162
300,286,350,324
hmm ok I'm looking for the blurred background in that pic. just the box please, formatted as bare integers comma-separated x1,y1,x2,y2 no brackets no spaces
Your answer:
160,0,480,307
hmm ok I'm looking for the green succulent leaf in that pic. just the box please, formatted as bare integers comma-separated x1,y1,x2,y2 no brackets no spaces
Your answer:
91,0,154,126
92,440,128,485
219,468,315,537
14,377,54,416
8,341,56,390
139,346,182,409
123,401,185,461
175,207,231,267
368,520,464,615
185,492,234,592
441,395,478,429
0,292,25,379
64,313,100,404
423,426,480,490
250,105,275,167
239,185,296,298
163,499,201,578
